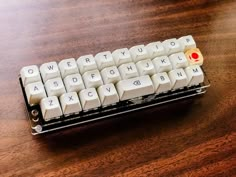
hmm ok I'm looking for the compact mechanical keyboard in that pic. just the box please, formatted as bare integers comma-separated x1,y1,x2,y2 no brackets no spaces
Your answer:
19,35,210,135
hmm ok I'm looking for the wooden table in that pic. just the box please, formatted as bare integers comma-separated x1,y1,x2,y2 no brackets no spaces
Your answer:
0,0,235,176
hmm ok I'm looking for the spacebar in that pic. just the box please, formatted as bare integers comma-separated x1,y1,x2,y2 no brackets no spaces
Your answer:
116,75,154,101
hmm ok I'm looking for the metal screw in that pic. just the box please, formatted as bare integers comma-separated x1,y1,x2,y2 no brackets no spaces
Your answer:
31,109,39,117
32,117,39,122
31,109,39,122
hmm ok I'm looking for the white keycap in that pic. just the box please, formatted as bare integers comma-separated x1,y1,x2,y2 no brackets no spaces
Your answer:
58,58,79,78
185,65,204,87
79,88,101,110
82,70,103,88
129,45,149,62
97,83,119,106
178,35,196,51
169,52,188,69
40,62,61,83
60,92,82,115
101,66,121,84
45,77,66,97
64,73,85,92
162,38,182,55
118,62,139,79
145,41,166,58
136,59,156,76
40,96,62,121
152,56,172,72
169,68,188,90
25,81,47,105
116,75,154,101
77,55,97,74
20,65,41,86
151,72,171,94
95,51,115,70
112,48,132,66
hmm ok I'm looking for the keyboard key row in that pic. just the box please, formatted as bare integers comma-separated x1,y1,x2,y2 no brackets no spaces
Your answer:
25,65,204,106
40,86,115,121
20,36,200,87
21,49,204,90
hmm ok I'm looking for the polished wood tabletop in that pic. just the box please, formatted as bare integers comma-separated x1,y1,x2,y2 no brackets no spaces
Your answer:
0,0,235,176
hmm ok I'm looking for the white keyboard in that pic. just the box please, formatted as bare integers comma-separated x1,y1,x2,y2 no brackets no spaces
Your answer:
19,35,210,135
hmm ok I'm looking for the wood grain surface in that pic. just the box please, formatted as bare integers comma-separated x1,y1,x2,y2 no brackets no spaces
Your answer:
0,0,236,176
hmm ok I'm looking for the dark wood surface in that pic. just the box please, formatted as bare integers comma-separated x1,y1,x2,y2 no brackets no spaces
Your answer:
0,0,235,176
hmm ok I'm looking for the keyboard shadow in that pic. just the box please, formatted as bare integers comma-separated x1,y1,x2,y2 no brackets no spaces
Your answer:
33,96,202,160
